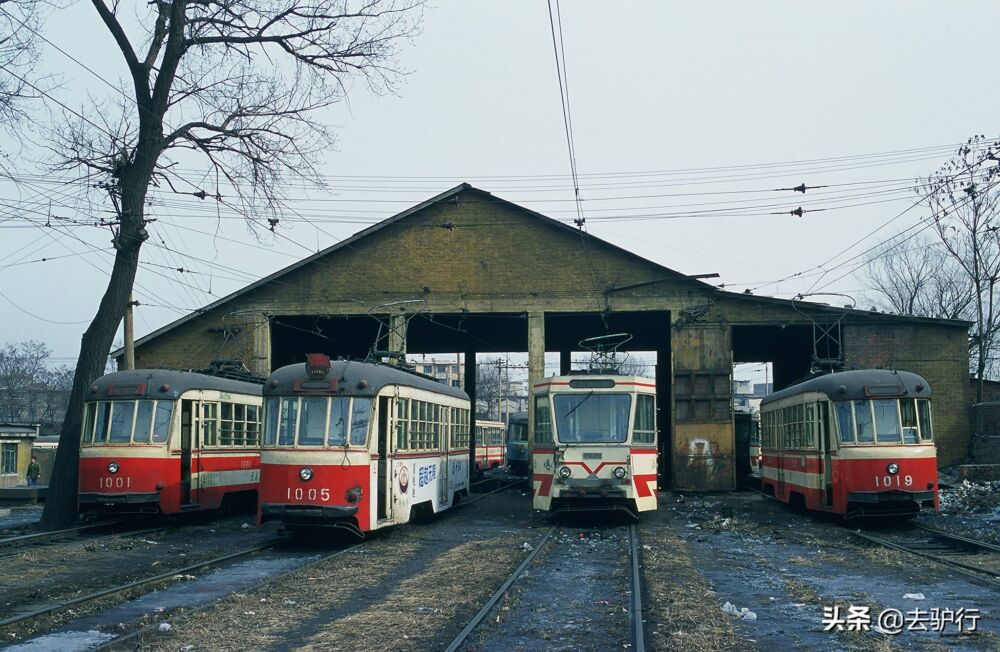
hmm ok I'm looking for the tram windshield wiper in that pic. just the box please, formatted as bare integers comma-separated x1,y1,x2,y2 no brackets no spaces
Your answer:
562,391,595,419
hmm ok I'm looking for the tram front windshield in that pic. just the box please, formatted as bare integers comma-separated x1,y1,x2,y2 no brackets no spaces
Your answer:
553,393,631,443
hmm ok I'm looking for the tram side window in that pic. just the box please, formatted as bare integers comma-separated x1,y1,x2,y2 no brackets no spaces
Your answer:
202,403,218,446
634,394,656,444
854,400,874,443
535,399,552,445
431,405,441,449
233,404,247,445
451,408,470,449
279,398,297,446
835,402,854,443
219,403,233,445
350,398,371,446
396,399,409,450
153,401,173,443
873,399,901,443
475,426,483,447
109,401,135,443
917,400,933,441
246,405,259,446
804,403,816,448
299,397,328,446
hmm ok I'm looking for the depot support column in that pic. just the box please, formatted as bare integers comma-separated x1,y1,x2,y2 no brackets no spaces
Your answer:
527,312,546,453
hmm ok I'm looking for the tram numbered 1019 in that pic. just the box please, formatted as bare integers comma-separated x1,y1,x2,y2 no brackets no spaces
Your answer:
759,369,938,517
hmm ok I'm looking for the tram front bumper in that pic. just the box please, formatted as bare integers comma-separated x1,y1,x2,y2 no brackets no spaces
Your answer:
847,490,935,504
555,477,627,498
261,503,359,523
79,492,160,505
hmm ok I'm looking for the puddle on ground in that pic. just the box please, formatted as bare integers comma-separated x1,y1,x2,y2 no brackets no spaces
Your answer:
0,510,42,531
7,552,318,652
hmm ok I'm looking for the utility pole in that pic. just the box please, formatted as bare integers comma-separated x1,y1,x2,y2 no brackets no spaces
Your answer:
495,358,503,421
123,294,137,370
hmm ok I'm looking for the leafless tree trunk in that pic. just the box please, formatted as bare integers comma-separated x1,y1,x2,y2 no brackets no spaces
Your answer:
40,0,422,528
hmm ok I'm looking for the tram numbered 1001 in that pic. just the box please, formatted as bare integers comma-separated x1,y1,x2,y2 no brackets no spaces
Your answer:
79,369,263,515
759,369,938,517
257,354,471,536
531,373,658,517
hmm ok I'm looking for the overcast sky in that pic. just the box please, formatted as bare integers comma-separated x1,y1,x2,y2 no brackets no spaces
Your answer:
2,1,997,384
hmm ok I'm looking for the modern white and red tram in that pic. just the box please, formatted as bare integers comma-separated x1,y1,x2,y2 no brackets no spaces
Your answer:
759,369,938,517
474,419,506,471
257,354,471,536
79,370,263,515
531,374,658,516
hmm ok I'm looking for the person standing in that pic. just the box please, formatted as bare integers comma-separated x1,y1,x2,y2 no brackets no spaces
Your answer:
26,456,40,486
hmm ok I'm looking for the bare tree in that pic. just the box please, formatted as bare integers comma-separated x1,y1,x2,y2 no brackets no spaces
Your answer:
41,0,422,528
0,0,44,126
862,234,974,319
617,356,650,378
0,341,72,430
475,357,502,420
918,136,1000,402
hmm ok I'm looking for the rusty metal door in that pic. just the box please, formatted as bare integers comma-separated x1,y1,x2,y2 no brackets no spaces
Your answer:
672,324,734,491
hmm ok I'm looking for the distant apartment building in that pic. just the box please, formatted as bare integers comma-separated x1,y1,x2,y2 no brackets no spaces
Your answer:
412,357,464,388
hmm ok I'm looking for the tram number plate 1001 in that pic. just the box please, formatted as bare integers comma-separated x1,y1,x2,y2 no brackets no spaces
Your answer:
873,474,913,487
99,476,131,489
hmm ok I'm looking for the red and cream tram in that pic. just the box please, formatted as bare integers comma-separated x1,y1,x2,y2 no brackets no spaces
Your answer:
759,369,938,516
257,354,471,536
531,374,658,516
79,370,263,515
474,419,506,471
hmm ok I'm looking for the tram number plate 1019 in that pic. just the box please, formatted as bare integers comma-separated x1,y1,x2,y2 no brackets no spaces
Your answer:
287,487,331,502
873,474,913,487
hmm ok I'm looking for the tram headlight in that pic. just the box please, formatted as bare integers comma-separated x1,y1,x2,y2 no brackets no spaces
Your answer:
299,467,314,481
887,462,899,475
346,486,363,503
107,462,119,474
558,466,572,479
613,466,627,480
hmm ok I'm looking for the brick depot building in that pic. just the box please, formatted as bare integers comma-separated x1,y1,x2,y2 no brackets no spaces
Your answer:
121,184,972,489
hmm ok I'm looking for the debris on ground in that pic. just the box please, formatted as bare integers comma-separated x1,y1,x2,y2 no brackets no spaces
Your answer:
902,592,925,600
158,623,172,632
721,601,757,620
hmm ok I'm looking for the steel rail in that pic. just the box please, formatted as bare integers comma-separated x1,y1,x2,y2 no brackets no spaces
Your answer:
93,539,366,651
0,520,125,547
0,525,171,561
443,526,557,652
851,531,1000,589
629,523,646,652
0,536,289,628
913,523,1000,555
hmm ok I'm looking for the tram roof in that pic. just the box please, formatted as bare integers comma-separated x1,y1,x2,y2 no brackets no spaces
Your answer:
264,359,470,400
761,369,931,406
87,369,262,401
533,374,656,391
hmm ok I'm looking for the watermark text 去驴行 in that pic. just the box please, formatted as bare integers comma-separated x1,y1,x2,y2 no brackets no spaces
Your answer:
822,605,981,635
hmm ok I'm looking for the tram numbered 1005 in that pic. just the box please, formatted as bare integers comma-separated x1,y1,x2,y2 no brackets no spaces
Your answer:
759,369,938,517
79,369,263,515
257,354,471,536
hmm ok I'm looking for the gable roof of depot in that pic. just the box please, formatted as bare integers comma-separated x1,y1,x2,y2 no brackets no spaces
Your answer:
116,183,971,356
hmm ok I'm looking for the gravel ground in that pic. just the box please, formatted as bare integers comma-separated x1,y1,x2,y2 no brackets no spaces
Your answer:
133,490,547,651
665,491,1000,651
462,525,631,652
0,514,279,642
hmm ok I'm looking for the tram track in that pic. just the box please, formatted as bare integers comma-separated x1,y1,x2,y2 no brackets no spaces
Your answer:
444,522,646,652
0,536,292,630
0,521,172,561
851,526,1000,589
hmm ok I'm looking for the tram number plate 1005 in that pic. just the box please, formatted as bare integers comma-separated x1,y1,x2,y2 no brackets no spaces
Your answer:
873,474,913,487
287,487,331,502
